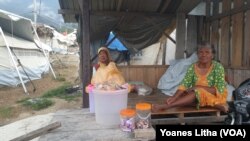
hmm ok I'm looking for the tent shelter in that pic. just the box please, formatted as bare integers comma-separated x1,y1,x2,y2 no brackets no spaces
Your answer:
59,0,250,108
0,9,56,94
58,0,201,107
37,24,77,54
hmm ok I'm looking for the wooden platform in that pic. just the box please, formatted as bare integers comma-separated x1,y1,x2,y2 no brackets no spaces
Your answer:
128,90,226,125
152,107,224,125
128,89,168,108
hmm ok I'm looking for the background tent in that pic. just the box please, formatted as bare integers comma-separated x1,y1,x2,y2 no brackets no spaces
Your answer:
107,32,127,51
37,24,77,54
0,9,55,94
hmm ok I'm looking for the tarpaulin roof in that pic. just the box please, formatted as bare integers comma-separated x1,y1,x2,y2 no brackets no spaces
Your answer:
58,0,199,53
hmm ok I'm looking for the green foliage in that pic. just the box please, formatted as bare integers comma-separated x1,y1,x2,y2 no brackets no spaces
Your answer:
16,97,31,103
42,84,69,98
55,76,66,81
0,106,13,118
21,98,54,110
59,92,81,102
16,84,81,111
42,84,81,101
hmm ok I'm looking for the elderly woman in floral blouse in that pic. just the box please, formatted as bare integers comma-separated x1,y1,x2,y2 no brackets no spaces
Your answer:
152,42,228,113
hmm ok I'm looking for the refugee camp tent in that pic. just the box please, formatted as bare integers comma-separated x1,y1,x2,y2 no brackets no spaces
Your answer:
0,9,56,94
37,24,77,54
51,30,69,54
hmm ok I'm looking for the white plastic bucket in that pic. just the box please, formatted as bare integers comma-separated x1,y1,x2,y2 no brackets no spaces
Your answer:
89,92,95,113
93,88,128,126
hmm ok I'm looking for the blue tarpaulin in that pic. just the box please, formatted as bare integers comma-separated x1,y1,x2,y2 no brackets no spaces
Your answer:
106,32,127,51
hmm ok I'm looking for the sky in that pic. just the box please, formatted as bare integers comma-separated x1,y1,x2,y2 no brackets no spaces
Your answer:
0,0,63,23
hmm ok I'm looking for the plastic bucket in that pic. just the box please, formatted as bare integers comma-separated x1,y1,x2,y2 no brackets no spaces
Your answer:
93,88,128,126
86,84,95,113
89,92,95,113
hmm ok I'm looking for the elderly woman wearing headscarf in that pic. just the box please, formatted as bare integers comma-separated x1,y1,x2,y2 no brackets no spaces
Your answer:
91,47,126,87
152,42,228,113
92,47,112,73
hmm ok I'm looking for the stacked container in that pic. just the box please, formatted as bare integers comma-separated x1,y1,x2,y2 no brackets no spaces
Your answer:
135,103,151,129
120,108,136,132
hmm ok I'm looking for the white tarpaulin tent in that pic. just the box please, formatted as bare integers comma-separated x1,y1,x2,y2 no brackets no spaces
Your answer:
51,30,68,54
37,24,77,55
0,9,56,94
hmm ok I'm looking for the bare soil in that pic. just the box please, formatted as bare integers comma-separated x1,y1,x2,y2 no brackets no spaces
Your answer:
0,52,81,126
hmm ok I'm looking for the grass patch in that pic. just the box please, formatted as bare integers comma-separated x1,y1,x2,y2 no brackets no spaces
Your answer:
16,97,31,103
55,76,66,81
42,84,81,102
0,106,13,118
16,84,81,111
42,84,69,98
59,92,81,102
21,98,54,110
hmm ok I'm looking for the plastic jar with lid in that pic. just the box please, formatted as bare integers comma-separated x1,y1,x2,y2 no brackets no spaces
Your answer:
135,102,151,129
120,108,136,132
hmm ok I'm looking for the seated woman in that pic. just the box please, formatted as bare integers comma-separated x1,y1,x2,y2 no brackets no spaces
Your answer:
152,42,228,113
91,47,126,88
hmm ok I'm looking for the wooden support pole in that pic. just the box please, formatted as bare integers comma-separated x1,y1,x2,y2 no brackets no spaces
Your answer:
176,13,186,59
220,0,231,67
204,0,211,42
186,15,197,57
244,0,250,67
162,40,167,65
210,0,219,61
79,0,91,108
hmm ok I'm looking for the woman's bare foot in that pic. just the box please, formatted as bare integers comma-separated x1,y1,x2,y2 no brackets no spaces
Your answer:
152,104,167,113
214,104,229,113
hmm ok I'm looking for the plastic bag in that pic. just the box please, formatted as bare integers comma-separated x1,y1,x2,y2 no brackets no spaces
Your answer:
136,84,152,96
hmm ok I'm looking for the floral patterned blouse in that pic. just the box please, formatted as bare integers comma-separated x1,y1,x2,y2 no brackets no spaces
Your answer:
178,61,228,109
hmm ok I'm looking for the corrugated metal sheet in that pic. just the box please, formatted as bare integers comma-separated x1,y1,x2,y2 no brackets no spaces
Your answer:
59,0,80,22
59,0,182,23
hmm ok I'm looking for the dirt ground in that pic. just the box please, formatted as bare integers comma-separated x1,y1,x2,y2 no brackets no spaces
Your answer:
0,51,82,126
